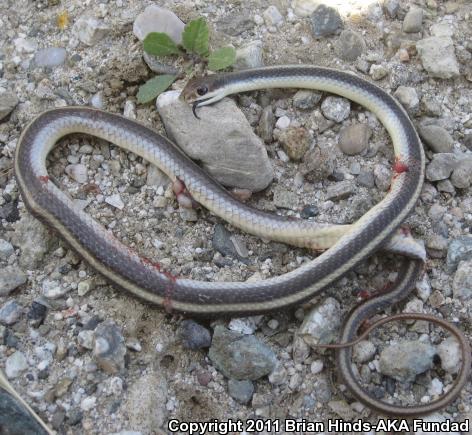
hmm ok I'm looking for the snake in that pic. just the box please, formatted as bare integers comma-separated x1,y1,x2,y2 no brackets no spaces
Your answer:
14,65,470,416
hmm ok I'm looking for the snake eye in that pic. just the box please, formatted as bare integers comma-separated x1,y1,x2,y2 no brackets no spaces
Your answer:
196,85,208,96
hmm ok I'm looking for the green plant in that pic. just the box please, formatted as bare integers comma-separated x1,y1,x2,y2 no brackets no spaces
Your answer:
137,17,236,104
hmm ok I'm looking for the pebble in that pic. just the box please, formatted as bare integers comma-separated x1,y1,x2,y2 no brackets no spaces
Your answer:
418,124,453,153
73,17,110,46
275,115,290,129
80,396,97,412
369,64,388,80
373,164,391,191
310,4,343,38
227,379,254,404
379,341,436,382
436,336,461,374
11,214,50,268
13,37,37,53
320,97,350,123
334,30,365,62
310,360,324,374
0,266,27,296
300,204,319,218
212,224,247,262
257,106,275,143
0,239,14,259
353,340,376,363
300,146,335,182
384,0,400,18
416,36,460,79
447,235,472,272
65,164,88,184
338,123,371,155
133,5,184,43
157,91,273,191
278,127,310,160
228,317,260,335
78,330,95,350
430,23,453,38
5,350,28,378
263,6,284,27
425,153,457,181
452,260,472,300
94,320,127,374
89,92,104,109
34,47,67,68
179,320,211,350
273,186,298,209
0,91,19,121
42,280,70,299
0,389,49,435
357,170,375,188
293,90,321,110
325,181,354,201
27,301,48,327
268,362,288,385
299,297,342,347
0,300,22,325
393,86,419,114
105,194,125,210
403,8,423,33
450,158,472,189
292,0,320,17
208,325,278,380
328,400,356,420
234,41,264,70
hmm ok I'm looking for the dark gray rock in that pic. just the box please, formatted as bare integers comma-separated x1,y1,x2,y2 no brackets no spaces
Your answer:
180,320,211,350
93,321,127,374
0,389,49,435
27,301,48,327
310,4,343,38
334,30,365,61
212,224,248,263
208,325,278,380
257,106,275,143
228,379,254,404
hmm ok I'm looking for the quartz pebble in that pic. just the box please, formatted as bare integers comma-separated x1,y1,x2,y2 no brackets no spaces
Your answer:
34,47,67,67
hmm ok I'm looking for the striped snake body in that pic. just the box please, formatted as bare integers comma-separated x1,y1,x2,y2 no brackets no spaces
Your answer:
15,66,470,415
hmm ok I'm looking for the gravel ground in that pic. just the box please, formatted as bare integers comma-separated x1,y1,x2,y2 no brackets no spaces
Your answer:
1,0,472,434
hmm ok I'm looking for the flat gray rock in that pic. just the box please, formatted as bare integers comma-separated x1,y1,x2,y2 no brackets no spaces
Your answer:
156,91,273,192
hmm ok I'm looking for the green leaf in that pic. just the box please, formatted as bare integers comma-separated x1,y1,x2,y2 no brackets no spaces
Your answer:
182,18,209,56
143,32,180,56
137,75,177,104
208,46,236,71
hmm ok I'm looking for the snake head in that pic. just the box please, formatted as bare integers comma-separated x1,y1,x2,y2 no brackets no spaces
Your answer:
180,75,227,118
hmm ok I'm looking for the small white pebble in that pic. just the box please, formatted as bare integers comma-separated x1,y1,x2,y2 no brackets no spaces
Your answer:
275,116,290,129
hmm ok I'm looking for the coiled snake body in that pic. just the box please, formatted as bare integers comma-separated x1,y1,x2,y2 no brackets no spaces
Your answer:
15,66,470,416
